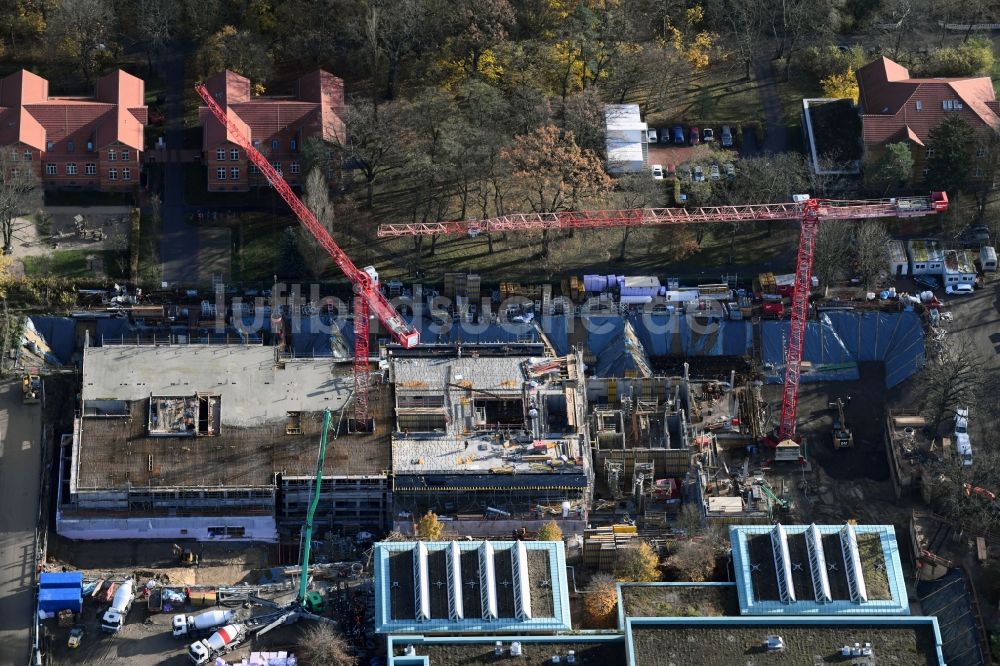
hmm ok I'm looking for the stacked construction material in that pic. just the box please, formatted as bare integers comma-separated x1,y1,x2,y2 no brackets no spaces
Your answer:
39,571,83,614
582,524,639,571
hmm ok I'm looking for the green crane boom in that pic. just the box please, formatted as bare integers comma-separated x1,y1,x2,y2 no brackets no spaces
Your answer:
298,408,332,606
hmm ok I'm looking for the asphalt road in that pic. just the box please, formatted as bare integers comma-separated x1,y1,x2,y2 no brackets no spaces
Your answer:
0,380,42,665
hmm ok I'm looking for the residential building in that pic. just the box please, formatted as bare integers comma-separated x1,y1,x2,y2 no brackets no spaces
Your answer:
0,69,147,191
856,57,1000,181
605,104,648,174
198,69,345,192
906,239,945,275
59,343,391,542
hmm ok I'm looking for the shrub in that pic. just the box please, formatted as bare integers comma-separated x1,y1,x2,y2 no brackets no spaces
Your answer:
800,44,866,81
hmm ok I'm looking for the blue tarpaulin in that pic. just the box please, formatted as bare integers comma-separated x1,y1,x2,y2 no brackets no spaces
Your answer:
761,311,924,387
27,316,75,364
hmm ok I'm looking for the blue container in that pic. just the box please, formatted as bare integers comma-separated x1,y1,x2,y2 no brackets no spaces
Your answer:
40,572,83,590
39,587,82,614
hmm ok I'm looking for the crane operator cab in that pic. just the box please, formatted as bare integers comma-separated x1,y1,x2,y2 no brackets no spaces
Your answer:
364,266,380,286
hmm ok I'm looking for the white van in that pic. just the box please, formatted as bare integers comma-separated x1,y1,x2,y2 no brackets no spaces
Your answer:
955,408,972,466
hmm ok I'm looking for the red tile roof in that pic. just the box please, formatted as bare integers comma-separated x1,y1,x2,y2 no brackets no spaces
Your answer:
0,69,147,152
856,57,1000,147
200,69,345,150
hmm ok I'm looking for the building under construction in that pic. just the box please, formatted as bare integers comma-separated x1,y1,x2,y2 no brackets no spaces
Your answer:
388,350,591,537
59,342,392,542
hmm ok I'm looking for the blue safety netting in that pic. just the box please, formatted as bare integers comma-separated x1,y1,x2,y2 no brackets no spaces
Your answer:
27,316,75,364
627,314,752,357
761,311,924,387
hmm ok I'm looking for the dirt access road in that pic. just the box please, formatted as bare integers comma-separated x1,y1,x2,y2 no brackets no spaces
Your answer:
0,380,42,665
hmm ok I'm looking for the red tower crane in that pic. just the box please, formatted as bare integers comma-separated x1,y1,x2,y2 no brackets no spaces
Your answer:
196,84,419,428
377,193,948,441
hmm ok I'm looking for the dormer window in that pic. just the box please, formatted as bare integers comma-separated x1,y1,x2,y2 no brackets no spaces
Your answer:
108,149,117,161
46,141,54,151
915,100,922,111
67,141,74,153
942,100,963,111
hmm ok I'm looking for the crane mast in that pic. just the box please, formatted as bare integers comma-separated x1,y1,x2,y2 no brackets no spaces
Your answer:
195,84,419,427
377,193,947,441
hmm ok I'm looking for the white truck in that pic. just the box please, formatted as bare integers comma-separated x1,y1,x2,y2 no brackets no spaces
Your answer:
172,609,236,637
100,580,135,633
187,623,247,664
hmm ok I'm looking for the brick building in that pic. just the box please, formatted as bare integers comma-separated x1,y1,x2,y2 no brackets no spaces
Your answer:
198,69,345,192
0,69,146,191
856,57,1000,181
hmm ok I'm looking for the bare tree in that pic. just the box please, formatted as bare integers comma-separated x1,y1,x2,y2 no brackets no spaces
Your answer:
46,0,118,85
613,172,663,261
812,222,851,289
709,0,768,81
0,149,40,254
920,338,985,434
296,623,357,666
299,168,335,277
333,99,405,208
135,0,179,73
851,220,890,290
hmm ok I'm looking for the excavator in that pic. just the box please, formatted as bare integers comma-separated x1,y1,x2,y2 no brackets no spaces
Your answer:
172,544,199,566
829,397,853,449
21,372,40,404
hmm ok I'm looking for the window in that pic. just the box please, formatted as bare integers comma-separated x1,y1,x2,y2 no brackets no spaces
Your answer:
66,163,77,175
926,147,935,158
249,164,258,174
230,167,239,179
272,162,281,173
290,138,297,151
108,168,118,180
271,139,279,150
230,148,239,160
253,139,262,148
46,141,54,151
216,167,226,180
67,141,74,153
107,149,116,161
976,147,986,158
45,163,57,175
85,163,96,175
121,150,130,161
123,167,131,180
290,161,300,174
975,166,983,177
916,264,926,270
216,148,226,160
915,100,922,111
10,168,18,177
942,99,964,111
23,150,31,161
922,168,929,177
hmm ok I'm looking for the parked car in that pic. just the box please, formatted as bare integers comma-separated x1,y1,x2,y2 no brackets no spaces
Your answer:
672,126,685,144
709,164,720,180
647,129,658,144
955,407,969,435
721,125,733,147
725,163,735,179
68,627,84,649
946,283,974,295
690,127,700,145
665,163,676,177
964,225,990,244
651,164,664,180
703,128,714,142
693,165,705,182
658,129,672,144
914,275,939,290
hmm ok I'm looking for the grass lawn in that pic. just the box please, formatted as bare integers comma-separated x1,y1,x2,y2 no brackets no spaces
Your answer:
228,213,288,283
646,62,765,128
137,209,162,286
23,250,97,279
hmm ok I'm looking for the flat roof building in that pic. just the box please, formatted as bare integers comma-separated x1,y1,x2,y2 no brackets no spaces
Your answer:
60,343,392,541
605,104,648,174
943,249,977,285
374,540,572,634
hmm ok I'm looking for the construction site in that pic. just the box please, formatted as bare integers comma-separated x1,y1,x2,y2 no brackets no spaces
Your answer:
13,77,1000,666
